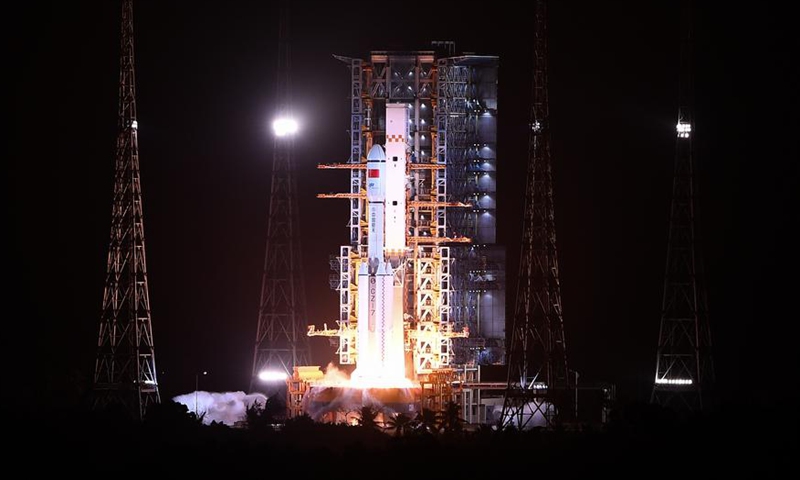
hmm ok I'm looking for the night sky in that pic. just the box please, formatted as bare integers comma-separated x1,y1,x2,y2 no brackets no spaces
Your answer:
7,2,797,409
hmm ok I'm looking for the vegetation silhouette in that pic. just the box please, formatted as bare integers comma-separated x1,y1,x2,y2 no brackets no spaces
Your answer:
245,396,283,431
385,412,413,437
436,400,465,434
26,398,793,477
356,405,380,429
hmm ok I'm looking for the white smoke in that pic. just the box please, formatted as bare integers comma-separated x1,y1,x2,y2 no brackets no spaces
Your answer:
299,363,420,422
317,363,352,386
172,391,267,426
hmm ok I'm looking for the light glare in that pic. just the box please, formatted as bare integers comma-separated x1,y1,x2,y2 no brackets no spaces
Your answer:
258,370,288,382
273,118,299,137
655,378,693,385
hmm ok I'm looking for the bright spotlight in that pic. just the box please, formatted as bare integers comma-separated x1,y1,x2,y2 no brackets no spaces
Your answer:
676,121,691,138
258,370,288,382
272,118,299,137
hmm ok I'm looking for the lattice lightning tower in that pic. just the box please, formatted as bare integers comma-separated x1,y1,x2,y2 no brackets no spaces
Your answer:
92,0,160,420
251,5,311,389
502,0,571,429
651,0,714,411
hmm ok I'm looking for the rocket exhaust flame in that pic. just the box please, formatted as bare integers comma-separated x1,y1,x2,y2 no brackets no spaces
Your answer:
309,363,417,390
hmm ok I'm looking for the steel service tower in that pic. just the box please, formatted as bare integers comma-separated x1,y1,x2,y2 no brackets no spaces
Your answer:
301,51,504,419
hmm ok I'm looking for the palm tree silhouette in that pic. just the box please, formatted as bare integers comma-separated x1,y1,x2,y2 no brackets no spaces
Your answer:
437,401,464,434
356,405,380,429
386,412,412,437
414,408,438,434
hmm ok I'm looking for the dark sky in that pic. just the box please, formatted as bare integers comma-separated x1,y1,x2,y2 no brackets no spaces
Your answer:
7,1,797,408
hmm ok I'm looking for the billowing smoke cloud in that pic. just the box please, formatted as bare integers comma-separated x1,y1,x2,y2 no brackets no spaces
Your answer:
317,363,352,386
300,364,420,422
172,391,267,426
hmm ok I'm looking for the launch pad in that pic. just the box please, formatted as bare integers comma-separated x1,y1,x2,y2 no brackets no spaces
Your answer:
301,385,422,424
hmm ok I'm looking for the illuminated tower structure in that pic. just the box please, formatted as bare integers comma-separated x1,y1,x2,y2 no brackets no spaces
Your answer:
312,49,503,392
651,1,714,411
92,0,160,420
501,0,571,429
250,5,311,389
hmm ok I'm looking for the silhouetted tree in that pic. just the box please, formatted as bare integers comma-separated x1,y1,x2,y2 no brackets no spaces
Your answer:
265,394,288,421
245,398,275,431
357,406,380,430
143,400,200,430
413,408,438,434
386,412,412,437
283,413,315,432
476,423,497,438
437,401,464,434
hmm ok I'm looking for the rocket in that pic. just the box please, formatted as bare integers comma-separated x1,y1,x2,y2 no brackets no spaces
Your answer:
354,103,409,382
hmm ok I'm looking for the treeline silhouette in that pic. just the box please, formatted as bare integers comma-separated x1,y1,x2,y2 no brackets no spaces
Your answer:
13,397,794,477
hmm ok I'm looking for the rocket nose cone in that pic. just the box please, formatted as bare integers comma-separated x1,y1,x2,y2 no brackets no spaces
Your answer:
366,144,387,161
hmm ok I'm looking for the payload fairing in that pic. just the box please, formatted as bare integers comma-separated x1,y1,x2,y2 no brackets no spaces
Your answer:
352,104,409,384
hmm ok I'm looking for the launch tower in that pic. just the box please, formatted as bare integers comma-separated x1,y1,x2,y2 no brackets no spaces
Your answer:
309,49,504,412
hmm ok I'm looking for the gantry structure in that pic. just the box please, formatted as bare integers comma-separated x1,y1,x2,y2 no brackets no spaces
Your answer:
310,49,504,394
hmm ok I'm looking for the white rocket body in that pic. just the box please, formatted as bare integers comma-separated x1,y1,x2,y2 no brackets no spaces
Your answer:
384,104,408,256
354,104,409,382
